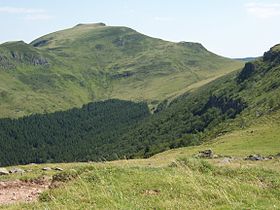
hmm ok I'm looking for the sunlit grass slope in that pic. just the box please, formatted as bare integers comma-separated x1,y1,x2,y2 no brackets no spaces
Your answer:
2,111,280,210
0,23,243,118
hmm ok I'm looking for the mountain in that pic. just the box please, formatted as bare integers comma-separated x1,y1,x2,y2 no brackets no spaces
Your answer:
113,44,280,157
0,23,243,118
0,44,279,166
0,33,279,210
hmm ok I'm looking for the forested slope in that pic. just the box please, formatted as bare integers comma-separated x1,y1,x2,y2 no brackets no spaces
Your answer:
0,45,279,166
0,100,149,166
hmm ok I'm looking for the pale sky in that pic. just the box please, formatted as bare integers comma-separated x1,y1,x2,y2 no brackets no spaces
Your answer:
0,0,280,58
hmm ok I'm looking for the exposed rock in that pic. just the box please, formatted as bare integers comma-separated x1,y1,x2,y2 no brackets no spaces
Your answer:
213,154,219,158
42,167,52,171
266,155,274,160
245,153,280,161
75,22,106,28
178,42,207,53
198,95,246,117
237,62,255,82
255,111,261,117
113,38,126,47
245,154,264,161
54,167,63,171
7,50,49,67
112,71,134,79
31,57,48,66
9,168,25,174
143,189,160,195
219,157,232,164
196,149,214,158
263,46,280,64
32,39,49,47
0,168,9,175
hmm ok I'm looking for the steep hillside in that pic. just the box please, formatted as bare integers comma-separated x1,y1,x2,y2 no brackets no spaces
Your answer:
112,44,280,158
1,114,280,209
0,45,278,166
0,23,242,118
0,41,84,118
0,44,279,209
0,99,149,166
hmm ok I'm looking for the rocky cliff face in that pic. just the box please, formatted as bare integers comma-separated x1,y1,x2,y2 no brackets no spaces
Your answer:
237,44,280,83
237,62,255,82
0,41,49,69
9,51,48,66
263,44,280,64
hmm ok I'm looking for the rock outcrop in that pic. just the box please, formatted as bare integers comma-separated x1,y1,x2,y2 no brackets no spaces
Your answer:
196,149,215,158
9,168,25,174
0,168,9,175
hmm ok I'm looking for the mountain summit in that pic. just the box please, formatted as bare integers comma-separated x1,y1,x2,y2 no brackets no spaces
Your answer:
0,24,243,118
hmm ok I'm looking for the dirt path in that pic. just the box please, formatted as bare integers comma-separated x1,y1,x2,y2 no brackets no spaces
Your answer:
0,178,50,205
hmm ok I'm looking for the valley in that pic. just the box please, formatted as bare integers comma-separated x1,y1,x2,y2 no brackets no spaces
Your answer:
0,19,279,209
0,23,242,118
1,110,279,209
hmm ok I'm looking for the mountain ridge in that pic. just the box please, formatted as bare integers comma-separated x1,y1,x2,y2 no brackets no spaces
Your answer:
0,44,279,165
0,23,243,118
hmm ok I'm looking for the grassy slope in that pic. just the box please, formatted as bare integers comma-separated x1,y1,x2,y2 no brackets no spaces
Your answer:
0,23,243,118
1,26,279,210
33,23,242,102
112,43,280,158
2,111,280,210
153,111,280,161
0,44,279,166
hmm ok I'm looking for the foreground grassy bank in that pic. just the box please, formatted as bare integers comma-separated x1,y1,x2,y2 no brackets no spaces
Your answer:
3,159,279,210
2,116,280,210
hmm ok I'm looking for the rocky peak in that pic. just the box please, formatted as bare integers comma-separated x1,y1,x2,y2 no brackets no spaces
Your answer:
0,42,49,69
263,44,280,64
74,22,106,28
178,42,208,53
237,62,256,82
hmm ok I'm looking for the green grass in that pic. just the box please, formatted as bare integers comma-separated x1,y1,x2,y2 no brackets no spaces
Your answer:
1,111,280,209
152,111,280,163
26,166,280,209
0,23,243,118
3,160,280,209
1,23,279,210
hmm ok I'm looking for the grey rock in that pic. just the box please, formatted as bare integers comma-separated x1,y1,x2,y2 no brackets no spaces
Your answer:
54,167,63,171
0,168,9,175
42,167,52,171
196,149,214,158
245,154,264,161
220,157,232,164
9,168,25,174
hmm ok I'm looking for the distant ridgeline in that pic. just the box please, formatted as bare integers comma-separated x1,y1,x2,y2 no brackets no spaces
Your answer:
0,23,243,119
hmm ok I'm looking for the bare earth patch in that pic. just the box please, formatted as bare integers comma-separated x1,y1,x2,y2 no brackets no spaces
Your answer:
0,177,51,205
143,189,160,195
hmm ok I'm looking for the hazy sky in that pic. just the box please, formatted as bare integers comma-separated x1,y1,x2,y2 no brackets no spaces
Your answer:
0,0,280,58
